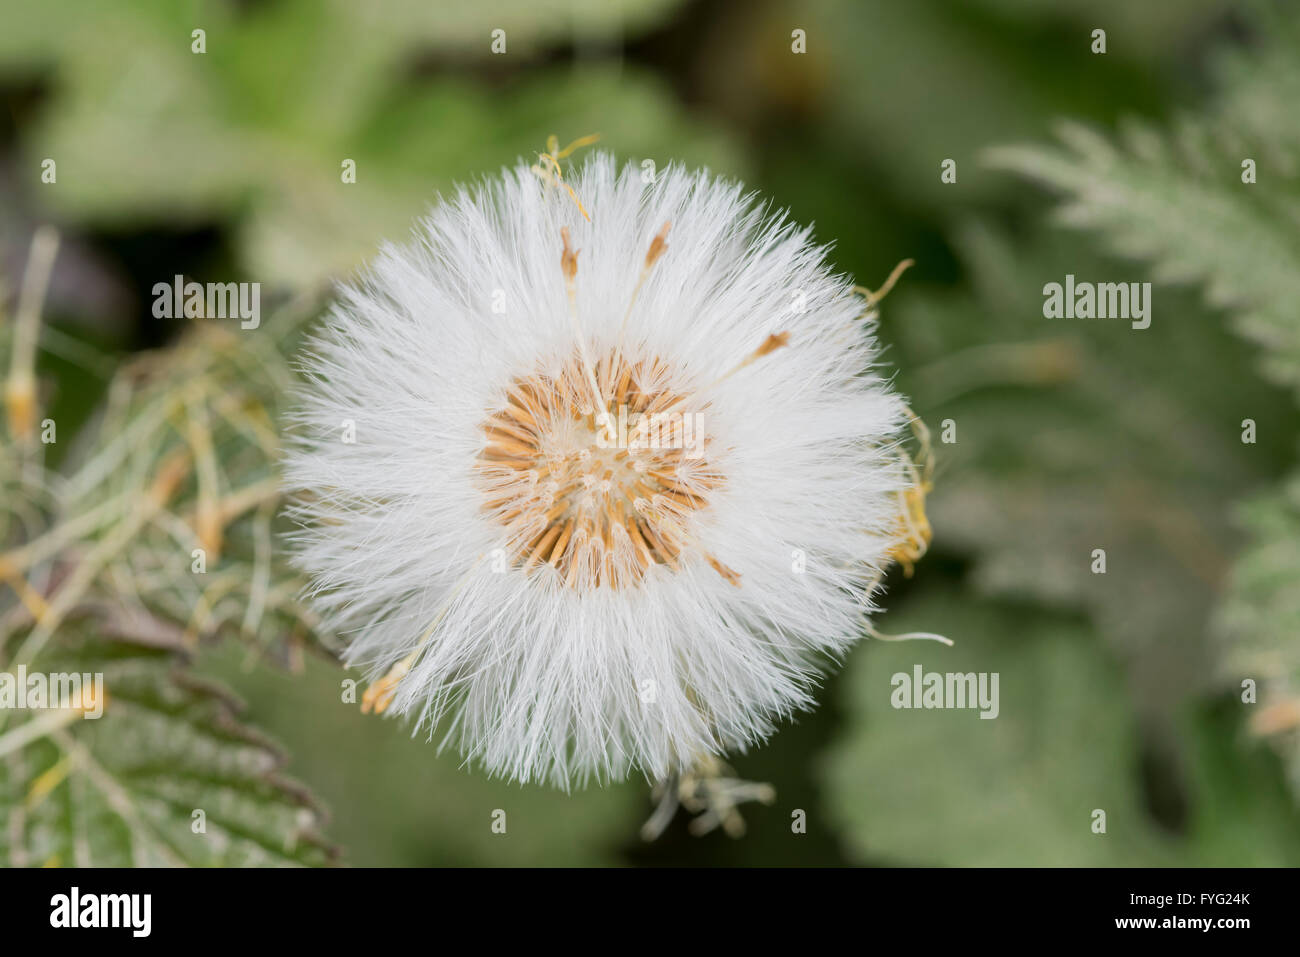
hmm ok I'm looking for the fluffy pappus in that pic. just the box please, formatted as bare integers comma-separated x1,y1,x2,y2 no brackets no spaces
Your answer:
284,150,923,790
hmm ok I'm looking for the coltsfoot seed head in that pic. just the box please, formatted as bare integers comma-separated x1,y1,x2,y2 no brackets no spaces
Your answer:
285,151,917,788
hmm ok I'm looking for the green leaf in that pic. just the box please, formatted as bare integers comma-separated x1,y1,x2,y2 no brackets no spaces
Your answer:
986,4,1300,395
888,222,1296,727
2,0,743,285
331,0,693,56
821,588,1300,865
0,627,335,867
1216,474,1300,797
978,0,1300,805
724,0,1215,214
0,0,691,66
195,644,647,867
824,593,1165,865
239,66,748,285
0,296,331,671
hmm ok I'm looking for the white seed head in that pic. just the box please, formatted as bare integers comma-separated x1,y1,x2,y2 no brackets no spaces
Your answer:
285,152,913,788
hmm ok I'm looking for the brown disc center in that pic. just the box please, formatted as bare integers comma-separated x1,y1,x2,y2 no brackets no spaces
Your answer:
475,351,739,590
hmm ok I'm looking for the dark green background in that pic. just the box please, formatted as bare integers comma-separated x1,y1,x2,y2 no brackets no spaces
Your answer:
3,0,1297,866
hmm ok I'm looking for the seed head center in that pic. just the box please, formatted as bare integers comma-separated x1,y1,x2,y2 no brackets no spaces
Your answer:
475,351,739,590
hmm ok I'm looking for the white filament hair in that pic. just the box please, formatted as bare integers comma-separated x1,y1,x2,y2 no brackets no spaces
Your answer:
284,152,910,788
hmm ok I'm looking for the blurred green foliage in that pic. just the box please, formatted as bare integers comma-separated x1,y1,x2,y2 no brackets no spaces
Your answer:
0,0,739,285
2,0,1299,865
1,292,337,866
984,0,1300,819
824,587,1300,866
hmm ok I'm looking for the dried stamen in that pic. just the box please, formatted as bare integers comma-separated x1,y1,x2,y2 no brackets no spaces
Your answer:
475,351,733,590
